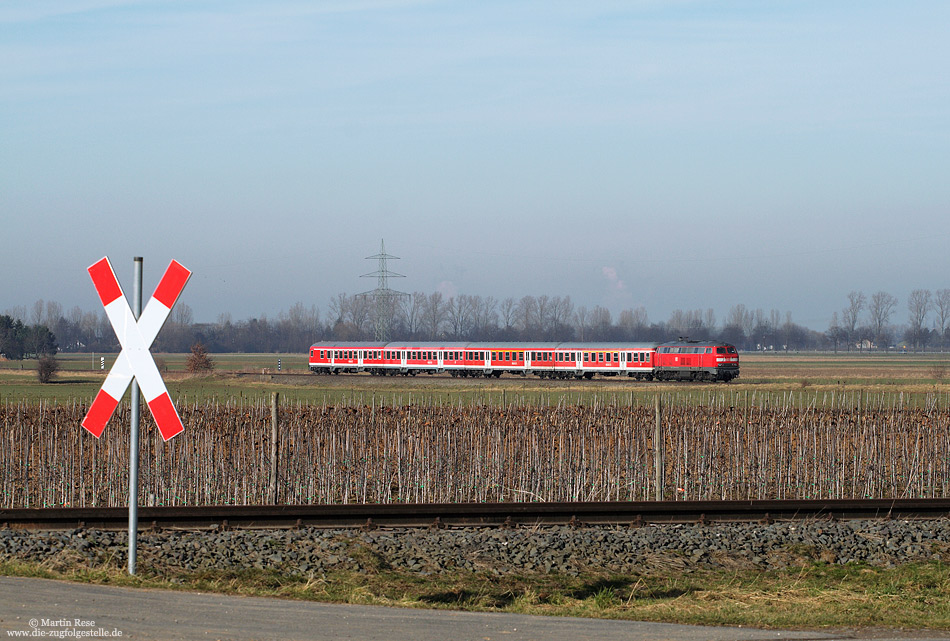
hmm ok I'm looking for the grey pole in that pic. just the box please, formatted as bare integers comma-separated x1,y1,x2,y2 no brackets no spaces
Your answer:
129,256,143,575
654,393,664,501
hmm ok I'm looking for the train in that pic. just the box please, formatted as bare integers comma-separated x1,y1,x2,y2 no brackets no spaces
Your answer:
308,339,739,382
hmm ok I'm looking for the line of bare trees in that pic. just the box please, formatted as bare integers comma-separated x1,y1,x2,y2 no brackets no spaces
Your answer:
6,286,950,355
828,289,950,352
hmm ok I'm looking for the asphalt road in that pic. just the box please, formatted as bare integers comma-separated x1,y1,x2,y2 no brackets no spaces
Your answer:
1,577,947,641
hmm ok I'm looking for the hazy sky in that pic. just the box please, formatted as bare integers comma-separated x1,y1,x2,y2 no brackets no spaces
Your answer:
3,1,948,330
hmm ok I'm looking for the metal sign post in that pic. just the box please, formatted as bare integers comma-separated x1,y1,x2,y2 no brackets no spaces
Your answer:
81,256,192,575
128,257,142,575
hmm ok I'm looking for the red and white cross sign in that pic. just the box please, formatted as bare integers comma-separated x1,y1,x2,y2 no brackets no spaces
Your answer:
81,257,192,441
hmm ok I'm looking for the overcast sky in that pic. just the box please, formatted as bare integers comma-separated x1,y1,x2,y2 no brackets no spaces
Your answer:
3,1,948,330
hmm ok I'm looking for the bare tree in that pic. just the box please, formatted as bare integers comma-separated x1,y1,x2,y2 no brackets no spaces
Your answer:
535,295,552,336
590,306,612,340
842,291,866,350
31,300,44,325
346,296,371,337
935,288,950,345
499,297,516,334
827,311,845,353
421,292,447,339
867,291,897,347
549,296,574,340
723,304,751,347
172,302,194,327
328,293,349,325
402,292,426,338
620,306,648,340
906,289,932,351
573,306,590,341
446,295,472,338
471,295,499,338
514,296,537,336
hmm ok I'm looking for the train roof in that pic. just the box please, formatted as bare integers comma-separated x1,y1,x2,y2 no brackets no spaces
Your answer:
309,341,387,348
657,339,736,347
556,342,658,350
310,340,662,350
466,342,560,349
382,341,471,349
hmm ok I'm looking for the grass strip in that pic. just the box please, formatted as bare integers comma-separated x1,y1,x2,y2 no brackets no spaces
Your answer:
2,558,948,631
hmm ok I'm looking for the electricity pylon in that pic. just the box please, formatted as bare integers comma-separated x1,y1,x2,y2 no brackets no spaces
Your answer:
358,239,409,341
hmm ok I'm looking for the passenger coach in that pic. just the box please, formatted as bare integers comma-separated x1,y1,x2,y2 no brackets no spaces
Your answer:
309,340,739,381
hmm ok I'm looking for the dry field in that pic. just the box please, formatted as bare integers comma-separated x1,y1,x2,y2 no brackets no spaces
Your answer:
3,388,948,508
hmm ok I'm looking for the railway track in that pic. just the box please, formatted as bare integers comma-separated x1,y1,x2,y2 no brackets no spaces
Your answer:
2,499,948,531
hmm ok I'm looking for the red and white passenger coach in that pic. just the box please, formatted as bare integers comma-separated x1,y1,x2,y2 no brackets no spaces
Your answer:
309,339,739,382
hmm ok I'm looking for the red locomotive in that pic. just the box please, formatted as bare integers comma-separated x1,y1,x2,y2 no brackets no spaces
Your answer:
652,339,740,382
308,338,739,382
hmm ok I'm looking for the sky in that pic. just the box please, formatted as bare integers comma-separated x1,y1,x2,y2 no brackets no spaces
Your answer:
3,0,949,330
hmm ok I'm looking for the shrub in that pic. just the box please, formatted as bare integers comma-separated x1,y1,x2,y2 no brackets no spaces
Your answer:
37,356,59,383
186,342,214,373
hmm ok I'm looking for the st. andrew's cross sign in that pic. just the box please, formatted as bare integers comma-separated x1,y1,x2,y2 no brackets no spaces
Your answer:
82,256,191,441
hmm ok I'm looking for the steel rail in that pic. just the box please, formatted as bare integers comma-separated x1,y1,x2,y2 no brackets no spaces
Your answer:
2,499,948,531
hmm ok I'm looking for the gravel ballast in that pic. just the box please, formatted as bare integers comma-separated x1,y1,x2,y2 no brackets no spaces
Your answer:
2,520,949,576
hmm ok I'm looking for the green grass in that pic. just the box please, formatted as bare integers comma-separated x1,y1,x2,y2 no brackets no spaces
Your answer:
3,352,950,408
2,558,948,631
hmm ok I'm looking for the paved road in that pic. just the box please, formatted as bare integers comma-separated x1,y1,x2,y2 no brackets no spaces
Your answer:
1,577,947,641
